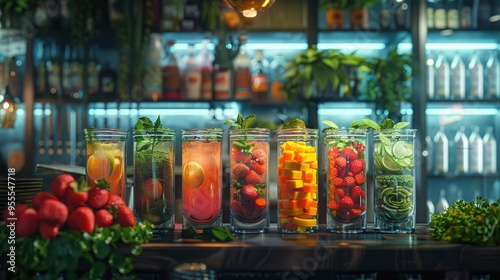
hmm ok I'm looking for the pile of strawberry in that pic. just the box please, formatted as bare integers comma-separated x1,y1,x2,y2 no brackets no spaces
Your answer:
230,146,268,220
3,174,135,239
327,141,367,222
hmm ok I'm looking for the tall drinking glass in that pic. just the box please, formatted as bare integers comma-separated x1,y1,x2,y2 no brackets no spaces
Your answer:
229,128,271,233
84,128,128,200
324,128,368,233
181,128,223,229
133,128,176,232
373,129,416,233
276,128,319,233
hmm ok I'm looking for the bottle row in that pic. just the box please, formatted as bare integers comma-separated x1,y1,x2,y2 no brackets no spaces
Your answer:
429,125,497,175
426,0,500,30
427,50,499,100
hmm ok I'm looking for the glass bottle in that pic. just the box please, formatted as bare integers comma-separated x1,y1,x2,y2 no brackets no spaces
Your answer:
35,42,48,99
233,36,252,100
269,53,287,103
46,42,61,99
162,40,182,100
454,126,469,175
447,0,460,28
196,39,214,100
460,0,475,28
435,189,449,213
62,44,72,99
87,44,101,101
483,126,497,174
70,45,83,100
435,52,450,99
395,0,409,29
469,51,484,99
477,0,491,28
434,0,447,29
469,126,484,174
427,54,435,99
251,50,269,103
181,0,202,31
143,33,163,102
99,63,117,102
160,0,183,31
379,0,392,29
450,52,465,99
434,126,449,175
181,44,201,100
485,52,500,99
427,0,435,28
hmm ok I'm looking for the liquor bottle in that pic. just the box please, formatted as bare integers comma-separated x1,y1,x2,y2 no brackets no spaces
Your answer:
160,0,183,31
469,126,484,174
251,49,269,103
162,40,182,100
269,53,287,103
379,0,392,29
427,54,435,99
454,126,469,174
62,44,72,99
99,63,117,102
395,0,409,29
143,33,163,101
485,52,500,98
233,36,252,100
70,45,83,100
447,0,460,28
427,0,436,28
46,42,61,99
196,39,214,100
477,0,491,28
182,44,201,100
483,126,497,174
181,0,202,31
87,44,101,101
435,189,449,213
34,42,48,99
435,52,450,99
460,0,476,28
434,0,447,29
469,51,484,99
434,126,449,175
450,52,465,99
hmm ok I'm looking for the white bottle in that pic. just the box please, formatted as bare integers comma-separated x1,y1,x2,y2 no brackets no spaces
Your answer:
483,126,497,174
469,51,484,99
450,52,465,99
425,135,433,173
469,126,484,174
426,55,435,99
454,126,469,175
142,33,164,101
435,189,449,213
434,126,449,175
182,44,202,100
427,199,435,223
196,39,214,100
435,52,450,99
486,52,500,99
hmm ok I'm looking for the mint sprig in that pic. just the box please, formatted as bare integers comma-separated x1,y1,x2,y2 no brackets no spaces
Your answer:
224,113,256,132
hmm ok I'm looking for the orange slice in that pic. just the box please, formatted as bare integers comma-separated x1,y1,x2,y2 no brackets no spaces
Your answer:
183,162,205,188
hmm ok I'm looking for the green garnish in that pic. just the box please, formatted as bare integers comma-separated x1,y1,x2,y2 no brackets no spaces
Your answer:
181,226,236,242
224,113,256,132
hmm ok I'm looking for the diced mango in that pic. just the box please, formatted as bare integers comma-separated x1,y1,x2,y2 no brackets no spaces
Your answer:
310,161,318,169
283,160,300,170
292,191,310,200
282,150,295,160
299,163,311,171
279,192,293,200
304,207,317,216
294,144,306,153
296,141,306,146
297,214,315,219
279,201,291,209
296,226,307,233
286,179,303,189
292,217,317,227
282,169,303,180
304,169,317,182
310,192,317,200
297,152,317,163
278,176,289,185
278,183,289,193
285,141,295,150
305,200,318,209
305,146,316,153
302,183,317,193
279,208,303,216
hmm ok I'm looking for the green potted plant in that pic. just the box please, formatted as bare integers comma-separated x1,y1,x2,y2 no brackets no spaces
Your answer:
282,45,369,104
363,47,415,121
346,0,380,29
319,0,349,29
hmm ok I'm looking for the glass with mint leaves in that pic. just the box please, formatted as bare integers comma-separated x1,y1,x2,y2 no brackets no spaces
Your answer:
225,114,271,233
133,116,176,233
368,118,416,233
323,120,368,233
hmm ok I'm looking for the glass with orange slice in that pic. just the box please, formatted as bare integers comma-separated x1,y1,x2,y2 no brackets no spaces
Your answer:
181,128,223,229
84,128,128,201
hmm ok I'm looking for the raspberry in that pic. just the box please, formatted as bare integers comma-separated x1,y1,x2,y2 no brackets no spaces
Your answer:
334,157,347,168
339,196,354,209
349,159,365,175
327,146,340,159
328,200,339,210
245,170,262,185
337,167,347,178
250,160,266,175
332,177,344,187
232,163,250,179
343,176,356,188
347,172,353,177
361,190,366,199
351,186,363,200
251,149,267,165
334,189,346,200
355,142,365,154
354,173,365,184
328,165,338,178
232,147,251,164
342,146,358,160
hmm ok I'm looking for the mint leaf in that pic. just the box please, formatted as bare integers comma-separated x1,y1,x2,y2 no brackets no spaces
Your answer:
153,115,162,131
362,118,380,130
393,122,410,129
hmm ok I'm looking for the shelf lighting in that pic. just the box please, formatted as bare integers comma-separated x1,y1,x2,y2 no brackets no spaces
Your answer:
318,108,373,116
399,42,499,50
172,42,307,52
426,108,499,116
87,108,238,117
222,0,276,18
318,43,386,50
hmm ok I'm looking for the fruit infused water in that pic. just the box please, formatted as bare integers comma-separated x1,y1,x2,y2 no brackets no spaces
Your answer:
276,128,319,233
133,126,176,232
373,129,416,233
84,128,128,201
324,128,368,233
181,128,223,229
229,128,270,233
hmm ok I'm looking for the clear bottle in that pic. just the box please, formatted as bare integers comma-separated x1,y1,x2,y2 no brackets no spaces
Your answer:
251,49,269,103
196,39,214,100
469,51,484,99
485,52,500,99
62,44,72,99
162,40,182,100
233,35,252,100
434,126,449,175
483,126,496,174
435,52,450,99
450,52,465,99
269,53,287,103
143,33,163,101
427,54,435,99
46,42,61,99
427,0,435,28
460,0,475,28
182,44,201,100
34,42,48,98
87,44,101,101
447,0,460,28
434,0,447,29
454,126,469,175
435,189,449,213
426,135,433,173
469,126,484,174
395,0,409,29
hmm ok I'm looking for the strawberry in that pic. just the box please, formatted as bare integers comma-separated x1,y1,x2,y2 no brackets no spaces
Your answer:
64,179,90,211
349,159,364,175
351,186,363,200
354,173,365,185
51,173,75,199
342,146,358,160
350,208,362,218
232,163,250,179
88,187,110,209
328,164,338,178
334,157,347,168
3,204,28,224
337,209,351,220
240,184,259,201
343,176,356,188
355,141,365,156
117,207,135,227
251,149,267,165
339,196,354,209
67,206,95,234
141,178,163,199
232,147,251,164
332,177,344,187
136,194,154,210
250,160,265,175
39,222,60,239
347,171,354,177
105,194,126,210
38,199,68,225
16,208,39,237
31,192,58,210
328,200,339,210
95,209,114,228
334,189,346,200
244,170,262,184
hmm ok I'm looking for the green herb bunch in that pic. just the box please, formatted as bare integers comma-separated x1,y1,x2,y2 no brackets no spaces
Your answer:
135,116,173,176
430,197,500,246
224,113,256,154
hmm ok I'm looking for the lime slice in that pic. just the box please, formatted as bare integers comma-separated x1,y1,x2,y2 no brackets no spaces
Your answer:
374,143,382,156
395,157,412,168
383,143,394,157
392,141,413,159
381,155,402,172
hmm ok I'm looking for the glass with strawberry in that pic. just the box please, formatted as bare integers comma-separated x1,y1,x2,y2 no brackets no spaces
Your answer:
133,117,176,233
324,127,368,233
227,117,270,233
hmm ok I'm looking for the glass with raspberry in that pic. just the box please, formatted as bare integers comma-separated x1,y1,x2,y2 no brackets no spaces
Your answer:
229,128,270,233
276,128,319,233
133,128,176,233
324,128,368,233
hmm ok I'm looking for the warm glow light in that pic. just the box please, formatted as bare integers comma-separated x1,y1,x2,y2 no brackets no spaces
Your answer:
3,102,10,110
242,9,257,18
225,0,276,18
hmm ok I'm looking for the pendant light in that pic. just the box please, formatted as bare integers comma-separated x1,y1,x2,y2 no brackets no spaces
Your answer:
0,86,20,129
219,0,276,18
